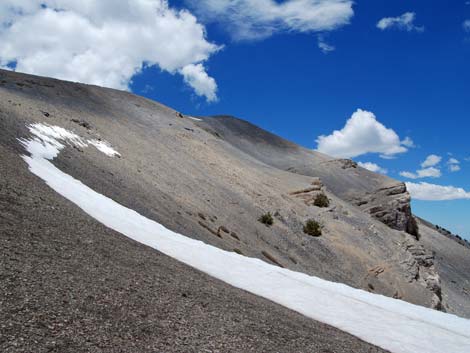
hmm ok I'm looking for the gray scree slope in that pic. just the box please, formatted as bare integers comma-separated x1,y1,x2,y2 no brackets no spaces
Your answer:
1,69,469,349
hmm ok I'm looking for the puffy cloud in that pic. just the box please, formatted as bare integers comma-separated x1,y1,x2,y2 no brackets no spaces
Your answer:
317,35,335,53
180,63,218,102
401,137,415,148
463,20,470,32
316,109,409,158
406,182,470,201
377,12,424,32
400,167,442,179
0,0,221,102
421,154,442,168
186,0,354,41
400,154,443,179
418,167,442,178
400,171,418,179
357,162,387,174
447,158,461,172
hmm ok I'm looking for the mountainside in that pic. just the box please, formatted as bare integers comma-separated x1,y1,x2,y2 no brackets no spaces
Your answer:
1,69,470,351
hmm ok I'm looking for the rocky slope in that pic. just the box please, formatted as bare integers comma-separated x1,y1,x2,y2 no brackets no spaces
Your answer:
199,115,418,236
1,69,470,350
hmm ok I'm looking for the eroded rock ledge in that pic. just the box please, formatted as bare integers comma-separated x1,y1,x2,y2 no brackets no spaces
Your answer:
401,241,444,311
352,183,419,239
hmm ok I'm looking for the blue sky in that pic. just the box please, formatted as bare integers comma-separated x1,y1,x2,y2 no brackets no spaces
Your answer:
1,0,469,237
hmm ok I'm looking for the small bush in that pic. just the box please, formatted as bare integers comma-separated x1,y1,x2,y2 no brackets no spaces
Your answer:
303,219,322,237
313,193,330,208
233,248,243,255
258,212,274,226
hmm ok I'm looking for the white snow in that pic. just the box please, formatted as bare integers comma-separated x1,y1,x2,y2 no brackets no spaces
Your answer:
29,123,87,148
188,116,202,121
88,140,121,157
24,123,120,157
19,124,470,353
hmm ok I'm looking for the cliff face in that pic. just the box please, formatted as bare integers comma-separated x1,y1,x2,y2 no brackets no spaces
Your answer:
352,183,419,238
1,69,469,318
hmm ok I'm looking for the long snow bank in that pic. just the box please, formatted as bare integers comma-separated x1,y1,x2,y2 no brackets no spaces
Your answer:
19,124,470,353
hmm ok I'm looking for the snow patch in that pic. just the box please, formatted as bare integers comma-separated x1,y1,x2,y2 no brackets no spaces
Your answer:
18,125,470,353
25,123,120,157
88,140,121,157
188,116,202,121
30,123,87,148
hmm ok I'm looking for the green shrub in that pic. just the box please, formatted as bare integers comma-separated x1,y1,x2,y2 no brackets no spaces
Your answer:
313,193,330,208
303,219,322,237
258,212,274,226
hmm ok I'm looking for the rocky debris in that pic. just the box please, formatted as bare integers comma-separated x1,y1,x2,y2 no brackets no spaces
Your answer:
324,159,358,169
25,78,55,88
290,178,325,206
353,183,419,239
261,251,284,268
229,232,240,241
71,118,92,130
217,226,230,236
198,221,221,238
368,266,385,277
176,112,184,118
433,224,470,249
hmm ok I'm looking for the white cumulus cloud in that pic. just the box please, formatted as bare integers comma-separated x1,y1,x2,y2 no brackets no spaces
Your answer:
447,157,461,172
186,0,354,41
418,167,441,178
401,137,415,148
400,155,443,179
377,12,424,32
406,182,470,201
399,167,442,179
316,109,409,159
421,154,442,168
357,162,387,174
0,0,221,102
180,64,218,102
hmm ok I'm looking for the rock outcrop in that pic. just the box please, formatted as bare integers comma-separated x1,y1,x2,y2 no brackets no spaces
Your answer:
400,240,443,310
352,183,419,238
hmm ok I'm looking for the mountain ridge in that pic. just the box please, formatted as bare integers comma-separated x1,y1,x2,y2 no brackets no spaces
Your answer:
1,68,470,351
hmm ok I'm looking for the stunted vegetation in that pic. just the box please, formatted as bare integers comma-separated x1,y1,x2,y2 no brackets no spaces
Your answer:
313,193,330,208
258,212,274,226
303,219,322,237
